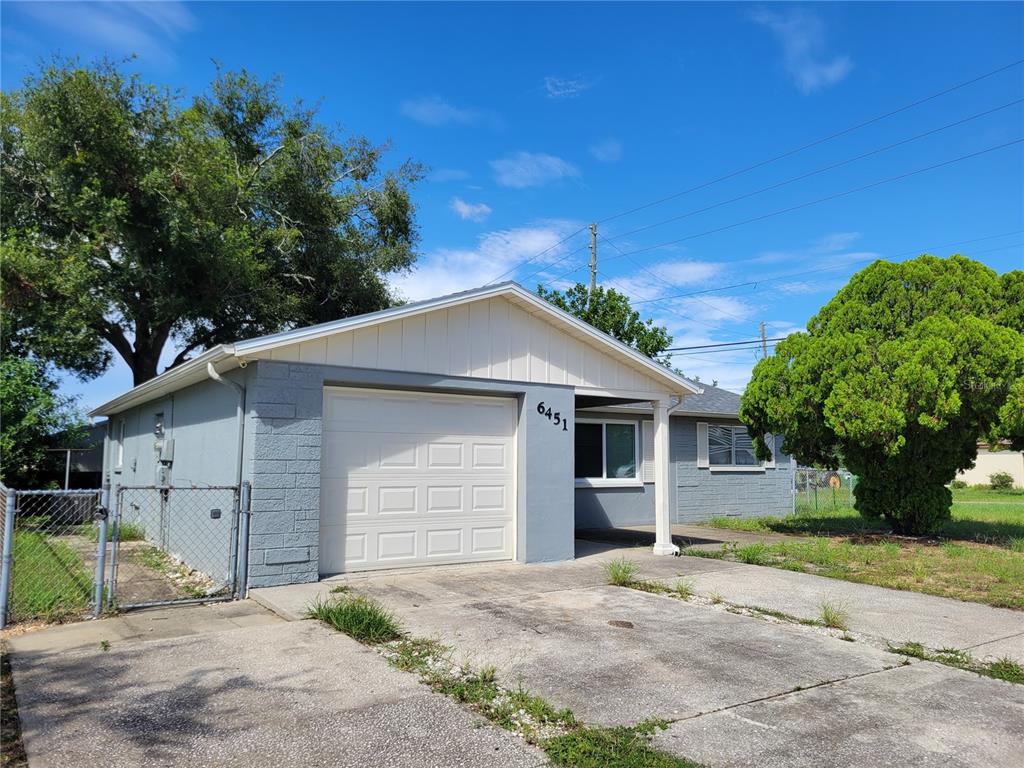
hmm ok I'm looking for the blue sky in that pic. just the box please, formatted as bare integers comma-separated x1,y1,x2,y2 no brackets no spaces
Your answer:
3,1,1022,409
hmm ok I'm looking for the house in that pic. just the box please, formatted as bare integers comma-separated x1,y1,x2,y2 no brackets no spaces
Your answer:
91,282,791,590
575,383,793,531
955,442,1024,488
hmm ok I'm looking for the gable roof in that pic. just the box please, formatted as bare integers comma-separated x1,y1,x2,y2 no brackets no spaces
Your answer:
90,282,700,417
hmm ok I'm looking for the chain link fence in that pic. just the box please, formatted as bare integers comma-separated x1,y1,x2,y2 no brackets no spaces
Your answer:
111,486,240,609
0,489,103,624
795,467,858,514
0,483,251,627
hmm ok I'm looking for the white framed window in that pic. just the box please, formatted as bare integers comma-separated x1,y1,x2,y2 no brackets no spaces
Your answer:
115,420,125,469
709,425,758,466
575,418,641,487
697,422,773,472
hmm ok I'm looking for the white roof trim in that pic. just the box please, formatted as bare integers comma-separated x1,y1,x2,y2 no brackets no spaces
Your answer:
89,282,700,417
89,346,235,417
235,282,699,395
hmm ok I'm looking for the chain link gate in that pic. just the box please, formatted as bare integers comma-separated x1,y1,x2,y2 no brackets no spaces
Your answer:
109,485,244,610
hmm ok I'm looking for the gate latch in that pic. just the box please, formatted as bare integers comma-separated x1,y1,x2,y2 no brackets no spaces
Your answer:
92,507,109,522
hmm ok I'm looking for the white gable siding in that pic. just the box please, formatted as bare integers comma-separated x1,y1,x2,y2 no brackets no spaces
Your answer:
258,296,667,393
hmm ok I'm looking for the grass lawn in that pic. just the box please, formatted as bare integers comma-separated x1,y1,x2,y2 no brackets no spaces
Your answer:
692,487,1024,610
9,530,92,622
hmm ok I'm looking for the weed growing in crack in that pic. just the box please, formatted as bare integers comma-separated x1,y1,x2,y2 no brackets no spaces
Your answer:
818,600,851,631
604,557,641,587
889,641,1024,685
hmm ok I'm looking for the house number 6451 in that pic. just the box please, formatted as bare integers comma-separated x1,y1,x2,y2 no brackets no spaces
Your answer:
536,402,568,431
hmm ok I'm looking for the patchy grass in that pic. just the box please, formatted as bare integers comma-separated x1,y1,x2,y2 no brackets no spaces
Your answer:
81,521,147,543
604,557,641,587
307,594,404,644
125,547,209,599
1,642,27,768
9,530,92,623
708,487,1024,546
673,578,695,600
818,600,850,631
544,719,700,768
889,642,1024,685
685,534,1023,610
317,591,702,767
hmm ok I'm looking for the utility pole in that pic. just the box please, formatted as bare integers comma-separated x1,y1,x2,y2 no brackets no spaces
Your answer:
589,222,598,295
759,321,768,358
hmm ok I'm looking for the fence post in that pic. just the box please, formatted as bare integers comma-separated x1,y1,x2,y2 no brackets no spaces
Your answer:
0,492,16,629
237,481,251,599
93,485,110,618
107,487,121,608
228,487,240,598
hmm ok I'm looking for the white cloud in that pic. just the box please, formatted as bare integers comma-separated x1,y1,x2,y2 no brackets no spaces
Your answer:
610,259,723,301
543,75,592,99
490,151,579,188
391,220,582,301
430,168,471,183
751,8,853,93
16,1,196,67
813,232,861,253
449,197,492,222
589,138,622,163
400,96,478,126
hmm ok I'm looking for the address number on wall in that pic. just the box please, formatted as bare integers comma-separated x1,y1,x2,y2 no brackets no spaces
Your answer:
536,401,568,432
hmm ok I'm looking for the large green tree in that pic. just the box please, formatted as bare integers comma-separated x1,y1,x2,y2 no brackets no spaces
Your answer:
537,283,672,360
741,255,1024,535
0,358,85,488
1,60,421,385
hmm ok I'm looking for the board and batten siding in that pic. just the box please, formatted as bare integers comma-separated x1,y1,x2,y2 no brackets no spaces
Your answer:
263,296,666,393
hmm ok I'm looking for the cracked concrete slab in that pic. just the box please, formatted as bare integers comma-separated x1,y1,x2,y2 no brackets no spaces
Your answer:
9,621,545,768
665,562,1024,657
397,585,902,726
653,661,1024,768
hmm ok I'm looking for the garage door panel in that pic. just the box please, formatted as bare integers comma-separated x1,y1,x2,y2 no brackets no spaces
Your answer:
320,388,515,574
322,434,514,478
324,392,514,436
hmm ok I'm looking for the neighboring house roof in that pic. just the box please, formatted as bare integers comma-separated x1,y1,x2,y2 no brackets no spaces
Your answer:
674,380,742,418
90,282,702,417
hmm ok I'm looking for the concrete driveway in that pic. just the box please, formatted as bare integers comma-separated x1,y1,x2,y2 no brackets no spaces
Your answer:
6,604,544,768
254,541,1024,768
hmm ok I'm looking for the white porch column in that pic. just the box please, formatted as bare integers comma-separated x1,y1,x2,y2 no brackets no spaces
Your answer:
651,398,678,556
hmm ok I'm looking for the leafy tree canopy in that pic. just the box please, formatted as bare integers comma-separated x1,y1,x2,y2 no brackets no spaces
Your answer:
741,254,1024,535
537,283,672,360
0,358,86,488
1,59,421,385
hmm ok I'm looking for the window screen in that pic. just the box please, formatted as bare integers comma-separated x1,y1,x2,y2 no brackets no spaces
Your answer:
575,422,604,479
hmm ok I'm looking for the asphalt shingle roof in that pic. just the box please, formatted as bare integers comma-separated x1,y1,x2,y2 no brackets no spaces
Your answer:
676,380,742,417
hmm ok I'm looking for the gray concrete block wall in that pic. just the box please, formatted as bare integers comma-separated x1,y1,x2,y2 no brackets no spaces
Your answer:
246,361,323,587
673,417,793,523
244,360,578,586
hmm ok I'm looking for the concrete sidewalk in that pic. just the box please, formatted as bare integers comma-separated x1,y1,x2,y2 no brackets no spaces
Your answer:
3,600,282,657
8,619,545,768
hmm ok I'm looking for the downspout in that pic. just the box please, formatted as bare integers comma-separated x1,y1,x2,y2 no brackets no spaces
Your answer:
207,362,248,596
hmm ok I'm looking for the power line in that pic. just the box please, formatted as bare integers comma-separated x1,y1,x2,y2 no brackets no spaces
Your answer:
597,58,1024,226
491,58,1024,288
484,224,589,285
593,138,1024,263
665,338,787,352
629,231,1024,306
672,344,778,357
602,98,1023,246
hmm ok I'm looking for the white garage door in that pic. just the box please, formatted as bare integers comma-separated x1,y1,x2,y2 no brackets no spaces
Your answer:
319,387,517,574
